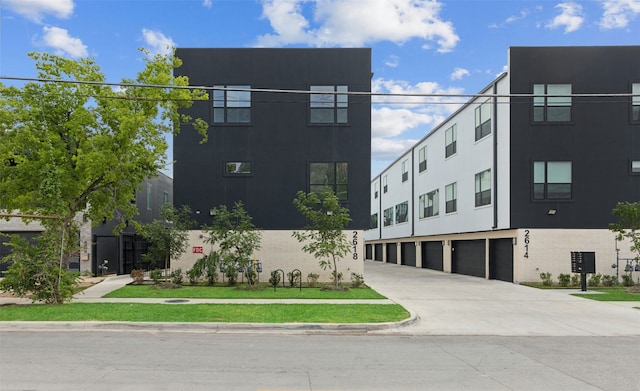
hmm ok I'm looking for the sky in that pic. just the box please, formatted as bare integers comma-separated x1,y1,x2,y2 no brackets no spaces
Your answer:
1,0,639,178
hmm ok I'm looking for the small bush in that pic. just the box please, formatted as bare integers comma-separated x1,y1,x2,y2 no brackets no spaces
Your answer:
571,274,581,286
170,268,183,285
269,270,281,289
602,275,617,287
307,272,319,288
331,270,344,286
130,269,145,284
150,268,163,284
287,271,301,288
225,265,238,286
350,272,365,288
539,272,553,286
246,269,258,285
588,273,602,287
187,267,200,285
558,273,571,287
622,274,635,287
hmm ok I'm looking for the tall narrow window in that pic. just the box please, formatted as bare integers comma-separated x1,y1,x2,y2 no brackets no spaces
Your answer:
419,190,439,218
395,201,408,223
163,191,169,204
370,213,378,229
533,84,571,122
309,162,348,200
533,161,572,200
445,125,457,158
445,182,457,213
374,181,379,199
310,85,348,124
401,160,409,182
418,146,427,172
632,83,640,122
475,169,491,207
213,85,251,123
383,175,388,193
146,183,152,211
475,101,491,140
383,207,394,226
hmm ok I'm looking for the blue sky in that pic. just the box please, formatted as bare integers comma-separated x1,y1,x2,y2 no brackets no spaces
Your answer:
1,0,639,177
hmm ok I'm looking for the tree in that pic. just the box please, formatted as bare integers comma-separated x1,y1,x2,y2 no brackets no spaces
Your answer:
0,49,206,302
135,203,194,273
292,187,351,289
205,202,262,286
610,200,640,261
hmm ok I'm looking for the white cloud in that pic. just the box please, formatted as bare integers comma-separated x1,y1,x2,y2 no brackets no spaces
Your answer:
599,0,640,29
202,0,213,8
372,137,419,161
256,0,459,53
142,29,175,57
4,0,73,23
41,26,87,58
385,55,400,68
490,8,530,28
546,2,584,33
450,67,470,80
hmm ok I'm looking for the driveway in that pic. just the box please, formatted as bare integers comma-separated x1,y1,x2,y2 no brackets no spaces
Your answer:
364,260,640,336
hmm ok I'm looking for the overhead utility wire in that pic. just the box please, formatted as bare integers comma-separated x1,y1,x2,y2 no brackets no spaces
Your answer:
1,75,638,100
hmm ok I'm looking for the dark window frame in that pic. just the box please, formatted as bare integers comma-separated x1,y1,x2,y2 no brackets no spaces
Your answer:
445,182,457,214
445,124,457,158
532,83,572,123
475,101,491,141
212,85,252,124
224,161,253,176
309,85,349,124
309,162,349,201
418,146,427,173
475,169,491,207
532,161,573,200
632,83,640,123
395,201,409,224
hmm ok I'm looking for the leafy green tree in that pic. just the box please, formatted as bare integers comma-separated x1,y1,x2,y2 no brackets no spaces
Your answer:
205,202,262,286
135,203,194,273
0,222,78,303
293,187,352,289
610,200,640,261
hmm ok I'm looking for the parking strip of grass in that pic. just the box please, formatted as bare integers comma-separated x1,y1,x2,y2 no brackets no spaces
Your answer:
572,287,640,301
103,284,387,299
0,303,409,323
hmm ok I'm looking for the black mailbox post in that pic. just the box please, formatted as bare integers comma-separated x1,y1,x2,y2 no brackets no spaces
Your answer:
571,251,596,291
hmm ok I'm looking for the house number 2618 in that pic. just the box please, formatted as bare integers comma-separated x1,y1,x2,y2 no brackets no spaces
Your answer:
352,231,358,260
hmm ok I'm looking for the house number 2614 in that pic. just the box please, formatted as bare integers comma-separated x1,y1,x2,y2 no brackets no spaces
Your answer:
352,231,358,260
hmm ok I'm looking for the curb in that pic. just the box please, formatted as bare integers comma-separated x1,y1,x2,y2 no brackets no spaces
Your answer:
0,310,418,334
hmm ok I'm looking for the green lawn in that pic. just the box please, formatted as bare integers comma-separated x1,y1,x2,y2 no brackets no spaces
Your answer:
572,287,640,301
0,303,409,323
103,284,387,299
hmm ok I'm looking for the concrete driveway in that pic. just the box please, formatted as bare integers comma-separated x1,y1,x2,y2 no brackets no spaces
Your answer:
364,260,640,336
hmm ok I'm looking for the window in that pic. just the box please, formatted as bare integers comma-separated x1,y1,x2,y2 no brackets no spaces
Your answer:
374,181,378,199
163,191,169,204
418,146,427,172
310,85,348,124
309,162,348,200
445,182,457,213
632,83,640,122
475,169,491,207
383,175,388,193
419,190,439,218
632,161,640,174
383,207,394,226
225,161,252,175
395,201,408,223
445,125,457,158
370,213,378,229
401,160,409,182
475,101,491,140
213,85,251,123
533,161,572,199
146,183,152,210
533,84,571,122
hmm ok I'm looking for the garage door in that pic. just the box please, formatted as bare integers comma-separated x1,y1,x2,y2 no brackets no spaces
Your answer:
386,243,397,264
401,242,416,267
489,238,513,282
421,241,443,271
374,244,383,261
452,239,485,278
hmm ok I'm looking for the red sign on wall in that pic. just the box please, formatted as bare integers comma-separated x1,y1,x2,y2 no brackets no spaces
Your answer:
192,246,203,254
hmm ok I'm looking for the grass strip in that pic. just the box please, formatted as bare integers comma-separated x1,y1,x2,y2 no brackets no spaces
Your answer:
572,287,640,301
0,303,409,323
103,285,386,299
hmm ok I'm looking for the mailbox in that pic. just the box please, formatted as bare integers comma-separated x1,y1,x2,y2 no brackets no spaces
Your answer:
571,251,596,274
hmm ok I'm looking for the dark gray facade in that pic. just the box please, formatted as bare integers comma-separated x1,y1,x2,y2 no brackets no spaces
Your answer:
509,46,640,229
173,48,372,230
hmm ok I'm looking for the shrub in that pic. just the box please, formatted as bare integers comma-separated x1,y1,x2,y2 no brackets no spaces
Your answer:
558,273,571,287
331,270,344,286
187,267,200,285
588,273,602,287
225,265,238,286
602,275,617,287
269,270,281,289
307,272,319,288
130,269,145,284
287,271,301,288
170,268,183,285
246,269,258,285
622,274,635,287
350,272,364,288
188,253,219,285
571,274,581,286
539,272,553,286
150,268,163,284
